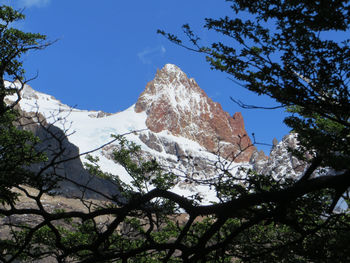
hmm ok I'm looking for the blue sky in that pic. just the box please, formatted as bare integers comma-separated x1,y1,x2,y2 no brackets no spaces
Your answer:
4,0,292,154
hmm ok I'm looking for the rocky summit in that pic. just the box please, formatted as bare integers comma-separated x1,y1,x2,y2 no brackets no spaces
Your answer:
135,64,256,162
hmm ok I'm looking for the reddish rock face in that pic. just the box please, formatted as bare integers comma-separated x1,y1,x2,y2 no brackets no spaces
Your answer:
135,64,256,162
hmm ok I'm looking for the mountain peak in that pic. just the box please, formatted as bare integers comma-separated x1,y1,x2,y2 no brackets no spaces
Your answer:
158,64,187,79
162,63,183,74
135,64,256,162
135,64,204,114
153,63,195,91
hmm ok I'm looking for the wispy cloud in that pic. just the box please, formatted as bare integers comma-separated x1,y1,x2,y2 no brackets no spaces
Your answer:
137,45,166,65
18,0,51,8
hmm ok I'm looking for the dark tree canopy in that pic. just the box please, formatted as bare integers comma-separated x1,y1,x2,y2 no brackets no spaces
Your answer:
0,5,51,205
0,5,50,114
0,2,349,262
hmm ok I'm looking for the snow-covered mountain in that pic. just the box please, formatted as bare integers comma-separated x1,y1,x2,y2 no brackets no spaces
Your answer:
6,64,303,203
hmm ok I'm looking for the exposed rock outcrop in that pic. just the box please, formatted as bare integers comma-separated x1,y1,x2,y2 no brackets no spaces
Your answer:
251,133,307,180
135,64,256,162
